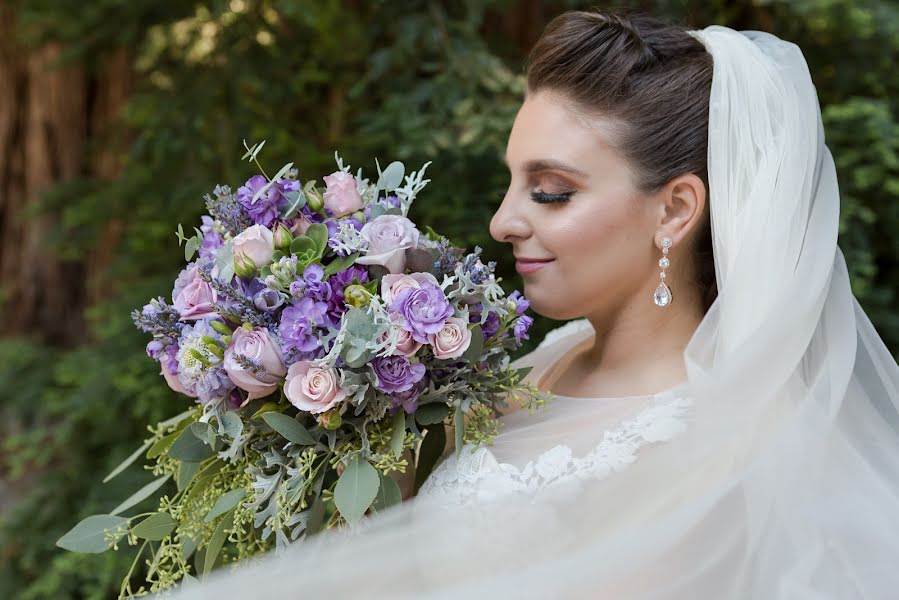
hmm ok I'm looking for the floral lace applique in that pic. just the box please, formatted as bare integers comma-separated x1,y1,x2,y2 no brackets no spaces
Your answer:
416,396,693,508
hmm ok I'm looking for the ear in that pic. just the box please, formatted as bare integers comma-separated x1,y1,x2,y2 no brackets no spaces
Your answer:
653,173,706,249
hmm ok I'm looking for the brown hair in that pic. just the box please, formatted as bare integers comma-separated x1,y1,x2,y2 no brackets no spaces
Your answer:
526,9,718,312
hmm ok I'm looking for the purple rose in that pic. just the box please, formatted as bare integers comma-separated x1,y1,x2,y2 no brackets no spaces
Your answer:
388,378,427,415
355,215,420,274
223,326,287,402
172,263,218,320
391,283,453,344
371,355,426,394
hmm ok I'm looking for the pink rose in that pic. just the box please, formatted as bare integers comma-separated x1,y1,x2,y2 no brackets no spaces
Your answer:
172,264,218,320
289,214,312,236
381,313,423,357
428,317,472,360
322,171,363,218
160,356,197,398
356,215,420,274
233,224,274,271
284,361,347,414
380,272,440,306
223,326,287,403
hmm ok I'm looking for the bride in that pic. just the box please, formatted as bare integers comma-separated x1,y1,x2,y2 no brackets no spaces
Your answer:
174,9,899,599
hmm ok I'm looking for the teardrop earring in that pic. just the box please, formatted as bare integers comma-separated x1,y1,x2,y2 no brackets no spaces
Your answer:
653,236,673,307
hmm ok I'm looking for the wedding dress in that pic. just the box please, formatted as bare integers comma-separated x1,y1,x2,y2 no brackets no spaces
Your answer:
171,25,899,600
416,319,695,510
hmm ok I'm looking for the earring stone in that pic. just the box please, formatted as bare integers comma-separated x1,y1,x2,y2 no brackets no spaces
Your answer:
653,236,673,307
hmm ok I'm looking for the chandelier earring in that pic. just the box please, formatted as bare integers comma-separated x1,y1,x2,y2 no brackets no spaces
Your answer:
653,236,673,307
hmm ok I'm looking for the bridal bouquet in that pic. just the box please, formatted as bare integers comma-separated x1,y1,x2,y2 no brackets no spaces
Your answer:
57,142,547,597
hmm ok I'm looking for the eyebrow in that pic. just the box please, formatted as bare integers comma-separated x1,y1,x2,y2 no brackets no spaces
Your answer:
503,157,588,178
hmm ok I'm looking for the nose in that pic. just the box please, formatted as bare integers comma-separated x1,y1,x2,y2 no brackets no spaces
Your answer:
489,191,530,244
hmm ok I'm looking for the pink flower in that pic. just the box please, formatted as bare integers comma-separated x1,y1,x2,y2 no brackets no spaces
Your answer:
322,171,363,218
381,313,423,357
285,361,347,414
233,224,274,271
160,356,197,398
172,264,218,320
356,215,420,274
428,317,472,360
223,326,287,403
380,272,440,306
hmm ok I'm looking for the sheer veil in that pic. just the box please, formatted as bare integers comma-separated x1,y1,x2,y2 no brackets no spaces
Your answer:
171,25,899,599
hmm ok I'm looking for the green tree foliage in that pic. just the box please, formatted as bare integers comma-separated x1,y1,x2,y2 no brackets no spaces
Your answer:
1,1,896,597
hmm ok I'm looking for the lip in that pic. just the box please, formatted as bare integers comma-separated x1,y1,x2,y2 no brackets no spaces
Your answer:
515,257,554,274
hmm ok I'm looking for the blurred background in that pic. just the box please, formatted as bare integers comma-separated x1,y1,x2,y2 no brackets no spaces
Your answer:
0,0,897,597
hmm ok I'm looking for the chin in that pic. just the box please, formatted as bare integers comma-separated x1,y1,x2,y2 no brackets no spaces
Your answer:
524,288,582,321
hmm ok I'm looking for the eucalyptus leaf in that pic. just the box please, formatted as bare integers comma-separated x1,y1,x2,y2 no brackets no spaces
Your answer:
220,411,243,439
169,427,214,462
414,403,449,426
261,413,316,445
371,473,402,511
56,515,129,554
281,190,306,219
205,489,246,523
177,460,201,491
184,236,200,261
454,404,465,458
414,424,447,493
334,456,380,523
250,401,284,420
323,252,359,276
203,510,234,577
390,409,406,459
102,439,153,483
461,325,483,362
110,475,171,516
146,429,180,460
250,162,293,205
190,421,217,448
131,512,176,541
378,161,405,191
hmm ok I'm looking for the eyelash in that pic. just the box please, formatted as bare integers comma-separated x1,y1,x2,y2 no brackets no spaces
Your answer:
495,189,575,203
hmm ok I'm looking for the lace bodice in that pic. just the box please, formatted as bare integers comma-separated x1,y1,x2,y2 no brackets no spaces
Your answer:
416,319,694,508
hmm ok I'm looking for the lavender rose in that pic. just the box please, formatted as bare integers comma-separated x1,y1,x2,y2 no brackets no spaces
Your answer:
355,215,420,274
428,317,472,360
284,361,347,414
391,282,453,344
172,264,218,320
322,171,364,218
223,326,287,402
371,355,426,394
233,224,274,275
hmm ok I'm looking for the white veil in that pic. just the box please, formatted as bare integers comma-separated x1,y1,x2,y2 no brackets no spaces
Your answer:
170,25,899,599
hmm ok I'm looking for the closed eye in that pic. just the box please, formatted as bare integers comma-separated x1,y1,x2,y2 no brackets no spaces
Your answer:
530,190,573,204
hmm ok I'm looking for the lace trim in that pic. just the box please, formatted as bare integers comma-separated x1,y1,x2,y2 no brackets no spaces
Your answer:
417,395,693,507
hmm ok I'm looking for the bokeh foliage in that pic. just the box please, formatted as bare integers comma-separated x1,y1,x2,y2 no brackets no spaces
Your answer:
1,1,897,597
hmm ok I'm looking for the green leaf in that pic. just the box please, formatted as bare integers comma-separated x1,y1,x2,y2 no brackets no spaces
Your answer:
204,489,246,523
251,162,293,205
168,427,214,462
281,190,307,219
334,456,380,523
202,510,234,577
189,421,217,448
390,409,406,459
305,223,329,253
414,403,448,426
323,252,359,276
414,425,446,493
184,236,200,261
250,401,284,420
371,473,402,511
290,235,317,256
110,475,171,516
220,411,243,439
56,515,128,554
261,413,316,445
131,512,176,541
146,430,180,460
378,161,405,191
177,461,201,492
102,439,153,483
461,325,483,362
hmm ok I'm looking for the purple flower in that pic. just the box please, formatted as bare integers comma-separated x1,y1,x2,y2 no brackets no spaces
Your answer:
326,265,368,323
509,290,530,314
254,288,284,312
237,175,287,227
481,311,500,339
279,298,329,354
146,340,165,359
301,264,332,304
513,314,534,343
371,355,426,394
388,378,427,415
390,283,453,344
199,215,223,260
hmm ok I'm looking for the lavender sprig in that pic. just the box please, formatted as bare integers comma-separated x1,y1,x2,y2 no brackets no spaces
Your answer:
205,184,253,237
131,297,184,339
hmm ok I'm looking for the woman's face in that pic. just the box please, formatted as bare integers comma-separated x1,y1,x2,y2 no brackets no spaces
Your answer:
490,90,659,321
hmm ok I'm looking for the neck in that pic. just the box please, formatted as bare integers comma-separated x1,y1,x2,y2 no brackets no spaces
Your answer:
580,282,705,395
